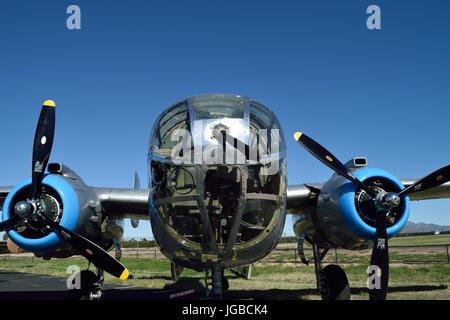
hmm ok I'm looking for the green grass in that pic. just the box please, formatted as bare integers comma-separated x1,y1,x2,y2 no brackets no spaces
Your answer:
390,234,450,246
0,234,448,299
0,254,449,300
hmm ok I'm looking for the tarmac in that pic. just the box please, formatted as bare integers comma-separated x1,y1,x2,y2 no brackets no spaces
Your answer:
0,270,203,300
1,269,447,300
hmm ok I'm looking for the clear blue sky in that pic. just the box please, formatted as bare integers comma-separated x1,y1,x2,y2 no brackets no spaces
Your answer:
1,1,449,238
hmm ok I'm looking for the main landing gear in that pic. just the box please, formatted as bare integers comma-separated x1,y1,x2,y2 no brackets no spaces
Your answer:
298,236,350,300
312,244,350,300
69,268,105,300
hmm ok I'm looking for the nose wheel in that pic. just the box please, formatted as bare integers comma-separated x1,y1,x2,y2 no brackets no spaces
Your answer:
205,263,229,299
68,268,104,300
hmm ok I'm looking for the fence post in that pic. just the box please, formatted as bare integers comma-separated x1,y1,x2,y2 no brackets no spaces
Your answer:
136,239,139,259
335,248,338,263
446,244,449,263
294,248,297,263
154,249,157,259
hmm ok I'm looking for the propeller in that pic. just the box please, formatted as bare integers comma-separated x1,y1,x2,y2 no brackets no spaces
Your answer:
0,215,22,232
31,100,55,200
4,100,129,280
293,132,377,198
368,206,389,300
212,129,250,160
293,131,450,300
39,213,129,279
398,165,450,197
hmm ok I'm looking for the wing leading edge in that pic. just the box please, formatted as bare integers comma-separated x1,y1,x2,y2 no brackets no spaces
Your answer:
286,180,450,215
2,179,449,220
0,186,12,210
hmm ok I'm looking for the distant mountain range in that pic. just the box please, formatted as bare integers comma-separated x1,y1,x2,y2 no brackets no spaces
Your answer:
400,221,450,234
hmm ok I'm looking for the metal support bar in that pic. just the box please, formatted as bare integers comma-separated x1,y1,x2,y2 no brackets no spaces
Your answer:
297,233,310,265
211,263,223,299
196,195,219,253
312,243,323,292
224,169,248,255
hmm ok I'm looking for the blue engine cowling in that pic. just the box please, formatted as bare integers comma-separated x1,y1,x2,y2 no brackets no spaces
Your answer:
2,175,81,252
312,167,410,250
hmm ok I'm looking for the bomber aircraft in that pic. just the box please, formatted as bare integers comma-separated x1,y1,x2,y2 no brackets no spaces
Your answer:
1,94,450,300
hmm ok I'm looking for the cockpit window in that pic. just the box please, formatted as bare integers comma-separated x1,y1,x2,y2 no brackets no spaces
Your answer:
192,95,244,120
250,101,280,130
152,103,189,157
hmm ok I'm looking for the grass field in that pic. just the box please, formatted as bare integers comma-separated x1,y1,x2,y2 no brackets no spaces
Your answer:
390,234,450,246
0,256,449,300
1,237,449,300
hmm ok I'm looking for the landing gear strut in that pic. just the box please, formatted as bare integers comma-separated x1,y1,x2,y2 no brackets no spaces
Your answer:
311,244,350,300
205,263,229,300
171,261,184,282
69,268,104,300
211,263,223,299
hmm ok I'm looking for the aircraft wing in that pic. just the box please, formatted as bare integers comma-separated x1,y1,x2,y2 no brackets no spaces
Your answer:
286,180,450,214
0,186,12,210
92,187,149,220
3,179,450,219
286,184,320,214
0,186,150,221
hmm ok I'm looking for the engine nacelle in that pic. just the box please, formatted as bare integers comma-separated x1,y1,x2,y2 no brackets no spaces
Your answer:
2,165,114,258
297,167,410,250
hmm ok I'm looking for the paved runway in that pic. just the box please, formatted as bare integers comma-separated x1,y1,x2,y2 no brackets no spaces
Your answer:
0,270,203,300
2,270,447,300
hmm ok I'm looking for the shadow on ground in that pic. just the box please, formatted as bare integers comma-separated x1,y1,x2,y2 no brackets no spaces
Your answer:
0,271,447,300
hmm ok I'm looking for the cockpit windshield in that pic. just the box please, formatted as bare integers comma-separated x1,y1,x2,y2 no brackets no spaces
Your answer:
151,102,189,158
191,95,244,120
148,95,287,262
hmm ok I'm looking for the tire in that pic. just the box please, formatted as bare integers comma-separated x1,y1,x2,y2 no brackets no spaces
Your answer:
222,275,229,292
321,264,351,300
68,270,98,300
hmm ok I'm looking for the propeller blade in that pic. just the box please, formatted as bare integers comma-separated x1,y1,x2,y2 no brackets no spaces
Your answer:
294,132,378,198
39,214,129,280
369,210,389,300
399,164,450,196
0,216,22,232
31,100,56,200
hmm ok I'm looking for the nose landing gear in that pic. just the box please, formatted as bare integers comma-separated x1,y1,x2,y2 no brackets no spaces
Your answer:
68,268,104,300
203,263,229,300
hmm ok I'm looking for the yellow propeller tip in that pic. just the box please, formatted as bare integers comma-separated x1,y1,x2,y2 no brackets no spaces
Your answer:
294,132,303,141
43,100,56,107
119,268,129,280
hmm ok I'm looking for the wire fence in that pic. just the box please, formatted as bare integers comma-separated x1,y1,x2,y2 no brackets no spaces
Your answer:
114,243,450,265
1,244,449,265
263,244,450,265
